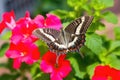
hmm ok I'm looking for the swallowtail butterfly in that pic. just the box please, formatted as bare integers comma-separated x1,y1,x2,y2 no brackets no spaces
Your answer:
33,16,93,56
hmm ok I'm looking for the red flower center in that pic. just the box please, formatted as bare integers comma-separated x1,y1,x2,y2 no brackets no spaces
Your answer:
108,76,112,80
54,63,59,68
21,52,27,56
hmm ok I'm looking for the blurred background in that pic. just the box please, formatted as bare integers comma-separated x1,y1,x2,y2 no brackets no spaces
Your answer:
0,0,120,80
0,0,119,38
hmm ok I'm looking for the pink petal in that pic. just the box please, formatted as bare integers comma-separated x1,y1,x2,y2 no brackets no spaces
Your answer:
3,10,16,30
33,15,45,28
5,17,16,30
10,34,23,44
22,56,35,64
2,10,15,22
51,72,63,80
40,60,53,73
6,50,21,58
13,58,21,69
46,14,62,30
0,11,16,33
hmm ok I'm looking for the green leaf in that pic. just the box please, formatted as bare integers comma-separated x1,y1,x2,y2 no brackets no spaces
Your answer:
109,41,120,52
112,50,120,56
62,22,69,29
67,0,79,7
91,0,105,10
50,10,69,20
87,62,99,79
114,27,120,40
88,22,105,32
69,57,85,79
65,70,77,80
97,22,105,30
103,11,118,24
87,22,98,32
30,63,40,77
33,72,43,80
1,31,11,40
35,40,48,56
85,34,104,55
105,54,120,69
99,0,114,8
0,43,9,57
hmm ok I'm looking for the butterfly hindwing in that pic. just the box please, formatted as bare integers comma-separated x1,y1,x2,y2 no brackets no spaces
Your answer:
68,34,85,52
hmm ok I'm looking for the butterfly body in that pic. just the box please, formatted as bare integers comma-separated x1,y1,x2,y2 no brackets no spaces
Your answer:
33,16,93,55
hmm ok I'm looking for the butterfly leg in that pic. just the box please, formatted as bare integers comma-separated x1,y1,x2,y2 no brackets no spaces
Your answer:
56,53,60,64
77,49,84,58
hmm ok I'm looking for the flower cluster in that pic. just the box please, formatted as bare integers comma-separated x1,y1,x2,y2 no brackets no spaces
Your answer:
0,11,40,69
92,65,120,80
0,11,71,80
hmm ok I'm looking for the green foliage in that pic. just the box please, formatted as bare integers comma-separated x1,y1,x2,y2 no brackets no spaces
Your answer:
0,0,119,80
114,26,120,40
87,62,99,78
1,31,12,40
103,11,118,24
0,43,9,57
69,57,86,79
86,33,104,54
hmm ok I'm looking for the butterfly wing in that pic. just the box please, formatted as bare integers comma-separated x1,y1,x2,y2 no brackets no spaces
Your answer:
64,16,94,51
33,16,94,55
33,28,67,54
65,16,93,34
33,28,60,44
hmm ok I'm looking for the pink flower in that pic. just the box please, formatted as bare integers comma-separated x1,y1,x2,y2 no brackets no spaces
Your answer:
11,16,38,44
0,10,15,33
6,41,40,69
40,51,71,80
34,14,62,30
92,65,120,80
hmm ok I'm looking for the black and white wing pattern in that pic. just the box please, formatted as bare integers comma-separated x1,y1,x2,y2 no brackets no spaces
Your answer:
65,16,94,52
33,16,94,55
65,16,94,34
33,28,60,44
33,28,68,54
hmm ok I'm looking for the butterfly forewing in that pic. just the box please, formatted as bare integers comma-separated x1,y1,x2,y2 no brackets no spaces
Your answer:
79,16,94,34
65,16,94,52
33,28,60,44
65,16,94,35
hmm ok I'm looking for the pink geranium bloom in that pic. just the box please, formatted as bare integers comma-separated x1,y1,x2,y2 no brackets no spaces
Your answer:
11,16,38,44
34,14,62,30
6,41,40,69
0,10,15,33
92,65,120,80
40,51,71,80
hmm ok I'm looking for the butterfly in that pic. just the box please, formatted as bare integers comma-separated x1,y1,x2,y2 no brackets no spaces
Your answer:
33,16,94,56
